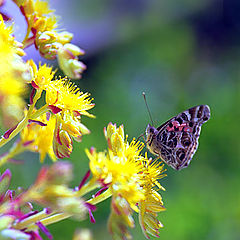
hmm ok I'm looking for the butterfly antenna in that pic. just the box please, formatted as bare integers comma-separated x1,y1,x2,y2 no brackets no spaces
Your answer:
142,92,154,126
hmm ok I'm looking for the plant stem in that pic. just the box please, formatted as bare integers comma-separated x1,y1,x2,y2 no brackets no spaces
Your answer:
87,188,112,205
0,104,48,148
23,36,35,49
0,118,28,148
13,209,54,230
73,178,100,198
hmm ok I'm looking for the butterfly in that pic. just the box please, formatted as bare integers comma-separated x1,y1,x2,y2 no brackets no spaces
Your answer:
146,105,210,170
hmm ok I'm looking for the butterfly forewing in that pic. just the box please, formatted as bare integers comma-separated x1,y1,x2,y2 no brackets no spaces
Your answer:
146,105,210,170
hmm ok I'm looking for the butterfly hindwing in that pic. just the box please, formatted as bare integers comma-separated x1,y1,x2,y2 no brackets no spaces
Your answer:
146,105,210,170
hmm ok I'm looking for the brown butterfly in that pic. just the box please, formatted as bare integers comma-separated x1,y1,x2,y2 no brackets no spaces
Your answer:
145,104,210,170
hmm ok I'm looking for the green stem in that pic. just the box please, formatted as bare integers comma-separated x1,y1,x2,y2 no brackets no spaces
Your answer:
24,212,72,231
0,118,28,148
87,187,112,205
13,209,55,230
73,178,100,198
0,104,48,149
22,25,32,46
31,104,49,119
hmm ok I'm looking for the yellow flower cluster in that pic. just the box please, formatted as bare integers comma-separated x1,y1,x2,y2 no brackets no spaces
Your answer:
0,15,30,128
21,61,95,160
20,112,56,162
28,60,56,90
139,159,166,238
14,0,85,79
87,123,166,239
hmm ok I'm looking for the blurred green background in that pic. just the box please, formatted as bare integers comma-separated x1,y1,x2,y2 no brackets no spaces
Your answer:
1,0,240,239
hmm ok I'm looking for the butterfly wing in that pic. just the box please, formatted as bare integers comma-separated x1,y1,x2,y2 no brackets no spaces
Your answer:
154,105,210,170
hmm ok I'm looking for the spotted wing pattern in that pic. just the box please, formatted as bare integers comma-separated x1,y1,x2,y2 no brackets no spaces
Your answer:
146,105,210,170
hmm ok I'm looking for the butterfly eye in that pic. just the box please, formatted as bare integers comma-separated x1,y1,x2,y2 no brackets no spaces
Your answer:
148,128,155,134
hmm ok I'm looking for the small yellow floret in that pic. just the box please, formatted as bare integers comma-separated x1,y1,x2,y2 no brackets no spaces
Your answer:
46,79,94,112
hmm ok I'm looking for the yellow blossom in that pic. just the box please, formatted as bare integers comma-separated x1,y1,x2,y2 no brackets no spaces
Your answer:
47,80,94,159
138,158,166,238
28,60,56,89
46,78,95,113
20,112,56,162
34,0,54,16
88,123,146,212
0,15,30,127
87,123,166,239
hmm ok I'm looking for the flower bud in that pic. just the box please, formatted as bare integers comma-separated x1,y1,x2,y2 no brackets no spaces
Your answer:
33,18,46,32
57,31,73,44
56,197,87,219
53,130,73,159
57,43,86,79
63,43,85,56
37,31,57,45
46,161,73,185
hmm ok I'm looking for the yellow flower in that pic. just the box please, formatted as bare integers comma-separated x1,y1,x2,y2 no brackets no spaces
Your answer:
45,80,94,159
46,78,95,113
20,112,56,162
87,123,166,239
87,125,145,211
0,15,30,127
87,123,145,239
28,60,55,89
34,0,54,16
73,229,92,240
138,158,166,238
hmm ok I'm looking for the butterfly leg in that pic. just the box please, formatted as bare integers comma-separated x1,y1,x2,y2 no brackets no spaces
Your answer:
136,133,146,142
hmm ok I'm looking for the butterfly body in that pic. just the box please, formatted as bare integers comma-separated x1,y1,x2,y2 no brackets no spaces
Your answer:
146,105,210,170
